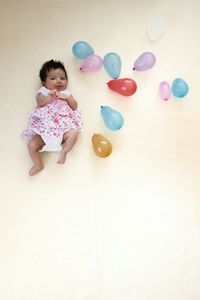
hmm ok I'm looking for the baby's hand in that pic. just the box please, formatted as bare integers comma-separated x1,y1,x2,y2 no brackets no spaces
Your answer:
56,93,67,100
49,89,58,97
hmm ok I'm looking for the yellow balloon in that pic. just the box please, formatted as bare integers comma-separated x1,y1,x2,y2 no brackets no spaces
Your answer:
92,134,112,158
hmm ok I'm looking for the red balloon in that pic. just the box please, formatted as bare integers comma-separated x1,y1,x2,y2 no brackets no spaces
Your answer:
107,78,137,96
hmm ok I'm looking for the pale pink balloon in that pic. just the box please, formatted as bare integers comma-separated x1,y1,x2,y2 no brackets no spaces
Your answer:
159,81,171,101
80,54,103,72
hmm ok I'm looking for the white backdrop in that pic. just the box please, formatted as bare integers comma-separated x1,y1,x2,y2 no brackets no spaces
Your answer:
0,0,200,299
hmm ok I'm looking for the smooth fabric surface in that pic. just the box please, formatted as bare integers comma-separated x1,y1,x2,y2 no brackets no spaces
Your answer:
0,0,200,299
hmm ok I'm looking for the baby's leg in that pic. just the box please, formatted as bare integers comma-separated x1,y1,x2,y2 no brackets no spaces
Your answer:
27,134,45,176
57,129,79,164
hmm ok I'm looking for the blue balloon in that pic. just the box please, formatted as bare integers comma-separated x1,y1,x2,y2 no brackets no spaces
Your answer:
101,106,124,131
72,41,94,59
172,78,189,98
103,52,121,79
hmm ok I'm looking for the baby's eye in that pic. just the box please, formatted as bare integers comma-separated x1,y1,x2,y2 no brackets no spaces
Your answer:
50,77,55,80
61,77,66,80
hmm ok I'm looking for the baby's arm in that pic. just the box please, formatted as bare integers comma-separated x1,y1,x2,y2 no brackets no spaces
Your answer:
57,93,78,110
36,89,57,107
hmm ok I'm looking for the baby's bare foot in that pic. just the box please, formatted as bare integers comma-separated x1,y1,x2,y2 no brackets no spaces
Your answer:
57,151,67,164
29,164,44,176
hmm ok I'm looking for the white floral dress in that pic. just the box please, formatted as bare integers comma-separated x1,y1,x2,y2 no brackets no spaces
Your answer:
22,87,83,151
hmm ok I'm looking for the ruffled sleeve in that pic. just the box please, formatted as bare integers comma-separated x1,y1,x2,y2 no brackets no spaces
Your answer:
60,89,71,96
36,86,50,96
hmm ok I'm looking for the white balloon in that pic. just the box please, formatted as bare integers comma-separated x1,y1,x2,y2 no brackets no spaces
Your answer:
147,15,167,41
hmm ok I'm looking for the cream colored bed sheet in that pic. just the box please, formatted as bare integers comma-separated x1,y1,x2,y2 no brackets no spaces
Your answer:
0,0,200,299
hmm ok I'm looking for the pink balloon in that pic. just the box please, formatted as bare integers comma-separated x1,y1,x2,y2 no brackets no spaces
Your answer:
80,54,103,72
133,52,156,71
159,81,171,101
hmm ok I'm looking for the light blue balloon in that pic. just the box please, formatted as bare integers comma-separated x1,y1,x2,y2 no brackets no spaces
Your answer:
103,52,121,79
172,78,189,98
101,106,124,131
72,41,94,59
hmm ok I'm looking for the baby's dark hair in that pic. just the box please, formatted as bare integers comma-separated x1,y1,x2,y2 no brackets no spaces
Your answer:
39,59,68,82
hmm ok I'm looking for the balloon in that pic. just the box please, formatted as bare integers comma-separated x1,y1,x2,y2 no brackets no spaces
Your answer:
147,15,167,41
103,52,121,79
172,78,189,98
101,106,124,131
92,134,112,158
107,78,137,96
80,55,103,72
159,81,171,101
133,52,156,71
72,41,94,59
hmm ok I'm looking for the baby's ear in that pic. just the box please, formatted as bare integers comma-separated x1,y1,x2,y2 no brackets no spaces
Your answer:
42,82,45,86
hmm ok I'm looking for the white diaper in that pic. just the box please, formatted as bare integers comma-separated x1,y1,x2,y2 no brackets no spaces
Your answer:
39,134,63,152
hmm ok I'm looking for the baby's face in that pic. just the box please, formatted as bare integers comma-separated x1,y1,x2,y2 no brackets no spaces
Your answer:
43,68,67,91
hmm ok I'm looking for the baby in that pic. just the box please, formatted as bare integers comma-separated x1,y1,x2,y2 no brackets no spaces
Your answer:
22,59,82,176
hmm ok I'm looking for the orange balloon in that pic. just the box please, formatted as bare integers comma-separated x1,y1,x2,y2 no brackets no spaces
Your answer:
92,134,112,158
107,78,137,96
